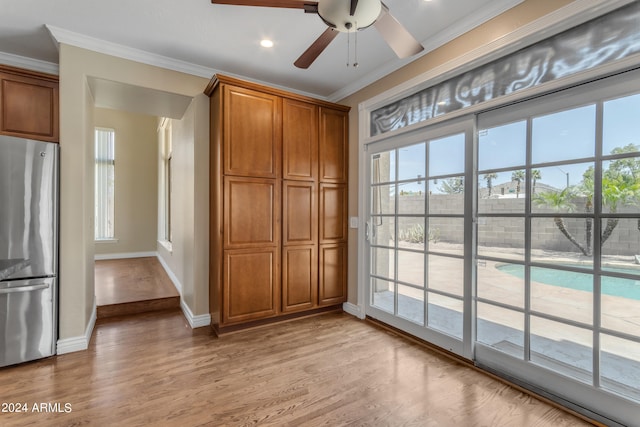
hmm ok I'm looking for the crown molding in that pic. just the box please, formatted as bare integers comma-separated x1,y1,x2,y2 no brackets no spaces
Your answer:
45,25,326,101
0,51,59,75
46,25,217,79
327,0,524,102
359,0,635,111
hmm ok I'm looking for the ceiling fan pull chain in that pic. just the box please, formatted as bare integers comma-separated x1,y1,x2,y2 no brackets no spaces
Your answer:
353,21,359,67
346,29,350,67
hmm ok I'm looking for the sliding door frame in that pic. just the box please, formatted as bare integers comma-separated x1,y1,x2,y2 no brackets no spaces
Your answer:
362,116,475,359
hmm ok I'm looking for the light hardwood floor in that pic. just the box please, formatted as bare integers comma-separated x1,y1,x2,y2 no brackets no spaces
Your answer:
0,311,596,426
95,257,180,318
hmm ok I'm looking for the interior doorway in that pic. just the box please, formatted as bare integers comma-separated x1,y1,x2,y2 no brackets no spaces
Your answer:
92,105,177,319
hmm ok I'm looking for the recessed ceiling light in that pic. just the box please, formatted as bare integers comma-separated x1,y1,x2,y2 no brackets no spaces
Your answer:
260,39,274,48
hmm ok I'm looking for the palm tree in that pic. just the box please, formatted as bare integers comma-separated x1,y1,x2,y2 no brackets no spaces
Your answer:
483,173,498,197
533,189,590,256
439,177,464,194
606,144,640,241
601,173,640,244
535,149,640,256
579,167,594,251
531,169,542,194
511,170,525,198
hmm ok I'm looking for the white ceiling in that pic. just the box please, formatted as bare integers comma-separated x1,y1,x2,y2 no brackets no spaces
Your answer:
0,0,524,101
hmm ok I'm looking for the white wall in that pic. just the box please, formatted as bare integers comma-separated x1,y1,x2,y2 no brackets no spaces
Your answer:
156,94,210,320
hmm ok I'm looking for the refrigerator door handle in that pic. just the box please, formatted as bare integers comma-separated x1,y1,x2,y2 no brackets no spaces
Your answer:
0,283,50,294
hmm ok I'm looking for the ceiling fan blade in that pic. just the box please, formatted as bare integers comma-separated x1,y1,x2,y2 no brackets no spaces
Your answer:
350,0,358,16
374,5,424,58
294,28,339,69
211,0,317,11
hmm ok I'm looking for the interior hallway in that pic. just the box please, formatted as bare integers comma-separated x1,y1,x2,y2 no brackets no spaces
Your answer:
94,256,180,318
0,311,595,426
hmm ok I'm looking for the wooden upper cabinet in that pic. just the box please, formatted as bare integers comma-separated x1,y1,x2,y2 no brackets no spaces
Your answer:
223,84,281,178
283,99,318,181
224,176,279,249
319,107,348,183
0,66,59,142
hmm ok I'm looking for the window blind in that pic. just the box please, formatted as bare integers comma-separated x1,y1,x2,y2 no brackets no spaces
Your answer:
95,128,115,240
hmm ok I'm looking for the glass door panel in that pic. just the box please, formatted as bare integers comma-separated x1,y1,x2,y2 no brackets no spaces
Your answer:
477,302,524,359
366,118,472,358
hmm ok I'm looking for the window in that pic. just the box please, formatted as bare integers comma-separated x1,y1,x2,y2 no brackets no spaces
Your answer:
95,128,115,240
369,1,640,137
159,119,172,244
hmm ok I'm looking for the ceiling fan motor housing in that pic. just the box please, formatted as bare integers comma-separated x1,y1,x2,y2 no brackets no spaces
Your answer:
318,0,382,32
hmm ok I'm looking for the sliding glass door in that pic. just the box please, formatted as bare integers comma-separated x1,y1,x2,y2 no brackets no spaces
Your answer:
475,70,640,424
363,69,640,425
365,117,473,357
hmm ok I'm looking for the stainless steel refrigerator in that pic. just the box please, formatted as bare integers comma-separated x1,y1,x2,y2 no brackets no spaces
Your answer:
0,134,58,367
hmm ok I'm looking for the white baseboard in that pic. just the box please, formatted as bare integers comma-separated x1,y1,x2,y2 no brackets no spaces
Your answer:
155,253,210,328
343,302,365,319
57,299,97,355
155,253,183,295
94,251,157,261
180,299,211,328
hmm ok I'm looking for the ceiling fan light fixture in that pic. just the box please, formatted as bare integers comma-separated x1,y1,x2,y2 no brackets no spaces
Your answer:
318,0,382,32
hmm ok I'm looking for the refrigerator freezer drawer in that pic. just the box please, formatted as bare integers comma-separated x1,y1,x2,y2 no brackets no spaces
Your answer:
0,277,57,367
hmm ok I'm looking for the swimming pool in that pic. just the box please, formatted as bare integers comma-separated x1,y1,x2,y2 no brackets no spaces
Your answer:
496,264,640,301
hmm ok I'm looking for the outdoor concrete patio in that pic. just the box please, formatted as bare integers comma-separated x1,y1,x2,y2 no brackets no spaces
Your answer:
371,241,640,401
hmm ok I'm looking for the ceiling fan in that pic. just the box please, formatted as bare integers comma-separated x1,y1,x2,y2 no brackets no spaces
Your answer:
211,0,425,69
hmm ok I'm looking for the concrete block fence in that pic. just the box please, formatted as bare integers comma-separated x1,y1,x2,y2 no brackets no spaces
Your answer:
383,194,640,256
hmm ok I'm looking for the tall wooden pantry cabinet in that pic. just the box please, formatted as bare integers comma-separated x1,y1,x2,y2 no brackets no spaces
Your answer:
205,75,349,334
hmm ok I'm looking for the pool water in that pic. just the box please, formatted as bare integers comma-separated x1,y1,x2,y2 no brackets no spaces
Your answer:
496,264,640,301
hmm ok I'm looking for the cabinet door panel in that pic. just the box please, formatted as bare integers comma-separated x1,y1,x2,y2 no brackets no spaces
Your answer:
282,246,317,312
0,74,58,142
319,244,347,305
283,181,316,246
223,248,278,324
283,99,317,181
319,107,347,183
319,183,347,243
223,85,281,178
224,177,279,248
